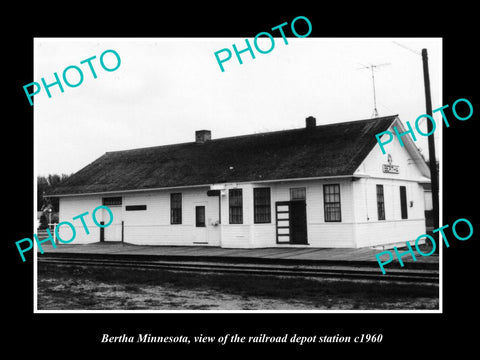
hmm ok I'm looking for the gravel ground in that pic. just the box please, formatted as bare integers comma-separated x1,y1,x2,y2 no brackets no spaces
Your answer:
37,264,439,311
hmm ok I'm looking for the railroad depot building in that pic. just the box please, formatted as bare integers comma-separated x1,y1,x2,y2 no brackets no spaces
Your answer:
47,115,431,249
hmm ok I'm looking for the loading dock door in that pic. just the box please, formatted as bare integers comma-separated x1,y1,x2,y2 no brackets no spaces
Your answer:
275,201,308,245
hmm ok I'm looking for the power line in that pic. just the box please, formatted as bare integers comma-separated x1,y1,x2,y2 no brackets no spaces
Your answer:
392,41,421,56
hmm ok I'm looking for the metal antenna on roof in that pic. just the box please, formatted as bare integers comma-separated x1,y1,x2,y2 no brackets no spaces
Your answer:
357,63,391,118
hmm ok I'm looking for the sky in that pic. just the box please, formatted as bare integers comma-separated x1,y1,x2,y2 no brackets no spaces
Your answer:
34,37,442,177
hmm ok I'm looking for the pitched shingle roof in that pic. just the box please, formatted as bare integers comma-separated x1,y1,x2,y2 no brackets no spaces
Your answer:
48,116,397,196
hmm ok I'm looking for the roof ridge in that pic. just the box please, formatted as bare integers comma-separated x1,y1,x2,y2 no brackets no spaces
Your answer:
48,115,401,196
106,115,399,155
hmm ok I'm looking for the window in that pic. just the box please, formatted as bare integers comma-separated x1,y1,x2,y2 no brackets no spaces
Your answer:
125,205,147,211
323,184,341,222
170,193,182,224
290,187,306,201
229,189,243,224
195,206,205,227
376,185,385,220
254,188,271,223
102,197,122,206
400,186,408,219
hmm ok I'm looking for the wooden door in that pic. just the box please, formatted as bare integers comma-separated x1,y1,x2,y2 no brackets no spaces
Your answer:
290,200,308,244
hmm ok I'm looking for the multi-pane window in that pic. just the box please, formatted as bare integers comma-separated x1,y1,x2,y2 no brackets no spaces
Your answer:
170,193,182,224
290,187,306,201
229,189,243,224
323,184,341,222
254,188,271,223
400,186,408,219
376,184,385,220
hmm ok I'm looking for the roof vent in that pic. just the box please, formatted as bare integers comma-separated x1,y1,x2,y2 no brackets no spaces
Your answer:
306,116,316,129
195,130,211,144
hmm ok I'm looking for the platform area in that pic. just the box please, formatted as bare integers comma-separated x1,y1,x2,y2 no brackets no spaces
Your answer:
36,242,439,269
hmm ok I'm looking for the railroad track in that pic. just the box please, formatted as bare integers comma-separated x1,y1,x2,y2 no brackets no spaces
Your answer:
37,254,439,285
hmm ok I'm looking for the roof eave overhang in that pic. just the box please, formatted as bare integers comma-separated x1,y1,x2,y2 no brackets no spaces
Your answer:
45,174,361,198
392,117,431,178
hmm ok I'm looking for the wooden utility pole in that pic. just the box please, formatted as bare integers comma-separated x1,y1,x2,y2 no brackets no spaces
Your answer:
421,48,440,233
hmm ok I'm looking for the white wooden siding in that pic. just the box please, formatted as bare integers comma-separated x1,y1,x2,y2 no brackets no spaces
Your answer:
351,177,427,247
58,153,426,249
58,196,102,244
350,124,428,247
354,219,426,248
355,123,425,181
122,187,221,246
269,180,355,247
58,187,222,246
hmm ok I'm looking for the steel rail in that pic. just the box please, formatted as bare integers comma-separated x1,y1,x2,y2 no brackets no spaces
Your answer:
38,255,439,285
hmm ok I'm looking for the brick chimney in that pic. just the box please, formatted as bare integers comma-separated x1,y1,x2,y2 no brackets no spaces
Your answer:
306,116,316,129
195,130,211,144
